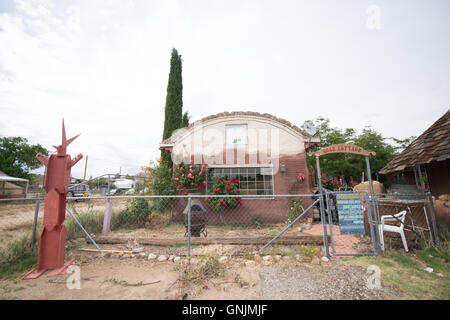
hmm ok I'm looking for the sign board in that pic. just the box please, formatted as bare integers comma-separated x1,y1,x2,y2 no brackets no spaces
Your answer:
309,143,376,157
336,193,365,235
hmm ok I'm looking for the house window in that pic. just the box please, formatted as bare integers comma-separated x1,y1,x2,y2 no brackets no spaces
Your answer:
207,167,274,195
226,124,248,145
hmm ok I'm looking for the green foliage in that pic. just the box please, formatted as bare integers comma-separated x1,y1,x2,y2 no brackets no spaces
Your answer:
149,159,175,212
182,111,190,127
0,136,48,180
161,48,184,166
302,117,411,180
287,198,305,224
0,235,38,279
173,162,207,190
207,175,241,211
116,198,152,228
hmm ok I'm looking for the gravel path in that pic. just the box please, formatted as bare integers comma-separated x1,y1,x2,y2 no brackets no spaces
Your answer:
259,264,396,300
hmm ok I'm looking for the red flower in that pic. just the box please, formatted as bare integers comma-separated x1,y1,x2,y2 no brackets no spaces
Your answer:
234,179,239,184
217,179,221,183
225,187,230,192
236,190,241,193
216,188,221,192
174,178,179,182
189,169,193,173
225,181,231,185
203,181,206,186
219,200,224,204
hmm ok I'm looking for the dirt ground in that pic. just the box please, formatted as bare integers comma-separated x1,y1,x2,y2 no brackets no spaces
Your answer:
0,241,398,300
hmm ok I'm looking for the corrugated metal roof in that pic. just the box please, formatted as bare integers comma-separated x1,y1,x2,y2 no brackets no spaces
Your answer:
380,109,450,174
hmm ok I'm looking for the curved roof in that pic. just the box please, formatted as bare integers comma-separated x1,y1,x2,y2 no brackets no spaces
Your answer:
160,111,319,146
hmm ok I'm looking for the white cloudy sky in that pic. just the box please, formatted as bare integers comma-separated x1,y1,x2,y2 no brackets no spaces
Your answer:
0,0,449,178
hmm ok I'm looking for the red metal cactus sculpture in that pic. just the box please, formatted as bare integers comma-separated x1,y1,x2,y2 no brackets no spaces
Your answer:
23,120,83,279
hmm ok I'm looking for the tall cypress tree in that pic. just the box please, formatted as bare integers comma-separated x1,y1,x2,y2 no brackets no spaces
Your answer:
161,48,183,166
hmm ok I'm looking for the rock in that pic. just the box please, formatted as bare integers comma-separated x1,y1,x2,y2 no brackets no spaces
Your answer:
282,256,291,262
423,267,433,273
263,255,272,261
183,259,189,265
303,223,312,230
190,258,199,265
148,253,157,260
120,254,131,259
103,253,112,258
132,248,143,254
295,254,302,262
321,256,330,262
274,255,282,261
312,257,321,265
158,255,167,262
437,273,444,277
297,227,303,232
168,255,175,262
219,256,228,264
245,260,256,267
174,256,181,263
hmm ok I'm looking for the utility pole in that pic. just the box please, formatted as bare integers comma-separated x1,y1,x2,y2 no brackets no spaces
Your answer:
83,155,88,182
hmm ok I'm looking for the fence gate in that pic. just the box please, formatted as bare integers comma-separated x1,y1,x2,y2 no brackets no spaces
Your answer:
323,190,379,257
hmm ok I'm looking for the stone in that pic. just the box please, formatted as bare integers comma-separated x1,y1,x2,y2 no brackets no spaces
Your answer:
303,223,312,230
321,256,330,262
297,227,303,232
120,254,131,259
157,255,168,262
148,253,157,260
168,255,175,262
295,254,302,262
262,255,272,261
190,258,199,265
423,267,433,273
174,256,181,263
437,273,444,277
274,255,282,261
282,256,291,262
245,260,255,267
219,256,228,264
103,253,112,258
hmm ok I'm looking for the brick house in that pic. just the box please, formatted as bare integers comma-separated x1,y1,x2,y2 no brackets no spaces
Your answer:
160,111,320,224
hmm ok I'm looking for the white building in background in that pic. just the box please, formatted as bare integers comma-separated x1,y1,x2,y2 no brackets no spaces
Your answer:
113,179,136,190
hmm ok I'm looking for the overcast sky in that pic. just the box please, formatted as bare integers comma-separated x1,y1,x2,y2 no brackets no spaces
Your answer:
0,0,449,179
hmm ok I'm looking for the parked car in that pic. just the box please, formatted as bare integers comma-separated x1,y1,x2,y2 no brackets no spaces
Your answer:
67,183,91,198
109,188,123,195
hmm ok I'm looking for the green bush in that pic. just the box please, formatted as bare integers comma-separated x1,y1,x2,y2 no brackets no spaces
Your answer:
0,235,38,279
287,198,304,225
149,160,175,212
116,198,152,228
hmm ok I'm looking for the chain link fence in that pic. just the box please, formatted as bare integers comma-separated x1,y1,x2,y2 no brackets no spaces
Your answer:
0,191,440,262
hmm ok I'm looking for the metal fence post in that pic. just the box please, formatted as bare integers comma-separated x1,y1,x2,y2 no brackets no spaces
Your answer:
187,196,191,258
30,198,40,248
427,192,440,246
316,156,330,258
325,192,336,256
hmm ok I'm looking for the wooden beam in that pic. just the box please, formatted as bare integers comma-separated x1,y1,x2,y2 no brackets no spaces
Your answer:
90,234,329,246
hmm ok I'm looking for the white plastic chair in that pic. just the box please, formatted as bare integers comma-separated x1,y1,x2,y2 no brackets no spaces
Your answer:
378,210,408,252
